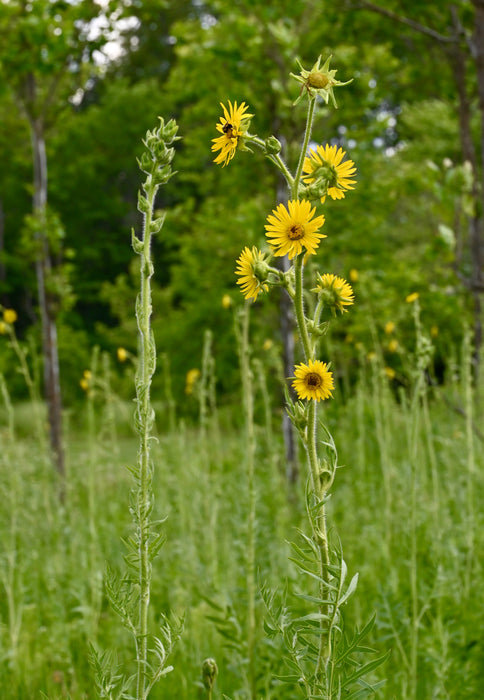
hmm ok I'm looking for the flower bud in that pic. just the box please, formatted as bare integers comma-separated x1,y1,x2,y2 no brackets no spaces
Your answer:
264,135,282,155
202,658,218,691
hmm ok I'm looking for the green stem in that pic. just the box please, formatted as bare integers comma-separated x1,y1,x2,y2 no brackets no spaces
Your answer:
136,179,156,700
294,254,311,361
246,135,294,189
293,96,316,198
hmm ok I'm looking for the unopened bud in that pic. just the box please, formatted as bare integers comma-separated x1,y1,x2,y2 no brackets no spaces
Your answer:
265,135,282,155
202,658,218,691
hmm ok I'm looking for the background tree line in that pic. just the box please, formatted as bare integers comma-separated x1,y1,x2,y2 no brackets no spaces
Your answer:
0,0,482,416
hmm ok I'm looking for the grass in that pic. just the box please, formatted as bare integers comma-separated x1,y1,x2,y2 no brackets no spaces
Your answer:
0,346,482,699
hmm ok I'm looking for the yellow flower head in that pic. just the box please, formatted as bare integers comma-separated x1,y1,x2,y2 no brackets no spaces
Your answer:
384,367,396,380
406,292,419,303
211,101,253,167
222,294,232,309
3,309,17,324
313,273,354,313
0,322,6,335
265,199,326,259
388,339,398,353
263,338,273,351
303,144,356,202
235,247,269,301
185,368,201,395
83,369,92,380
80,377,90,392
384,321,395,335
117,347,127,363
292,359,334,402
349,268,358,282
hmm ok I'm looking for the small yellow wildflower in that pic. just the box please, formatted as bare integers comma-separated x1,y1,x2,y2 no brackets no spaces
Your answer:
185,368,201,395
367,351,377,361
117,347,128,363
349,269,358,282
265,199,326,259
80,377,90,392
292,359,334,402
263,338,273,351
0,321,6,335
406,292,419,303
222,294,232,309
384,367,396,380
388,339,398,353
83,370,92,380
384,321,395,335
235,247,269,301
313,273,354,313
303,144,356,202
211,101,253,167
3,309,17,324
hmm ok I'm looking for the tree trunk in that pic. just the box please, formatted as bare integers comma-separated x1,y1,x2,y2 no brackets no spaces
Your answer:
31,117,65,486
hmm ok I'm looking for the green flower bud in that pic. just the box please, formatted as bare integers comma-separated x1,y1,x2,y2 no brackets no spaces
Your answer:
264,135,282,155
202,658,218,691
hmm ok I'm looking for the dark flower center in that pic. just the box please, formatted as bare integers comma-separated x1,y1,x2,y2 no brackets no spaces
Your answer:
306,372,322,388
288,223,304,240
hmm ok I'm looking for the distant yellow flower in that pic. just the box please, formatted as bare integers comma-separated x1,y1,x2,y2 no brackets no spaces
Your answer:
349,269,358,282
292,359,334,402
117,347,127,363
222,294,232,309
211,101,253,167
235,247,269,301
388,339,398,353
3,309,17,324
406,292,419,303
83,370,92,380
263,338,273,351
80,377,90,392
265,199,326,259
313,273,354,313
367,351,377,361
431,325,439,338
384,367,396,380
384,321,395,335
303,144,356,202
0,322,6,335
185,368,201,395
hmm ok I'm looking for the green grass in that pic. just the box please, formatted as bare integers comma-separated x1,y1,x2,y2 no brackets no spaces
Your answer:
0,357,482,699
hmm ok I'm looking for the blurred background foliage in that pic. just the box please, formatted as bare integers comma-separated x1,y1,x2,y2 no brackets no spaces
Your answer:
0,0,481,409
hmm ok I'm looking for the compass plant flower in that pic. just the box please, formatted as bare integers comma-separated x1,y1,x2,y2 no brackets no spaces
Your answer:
303,144,357,202
292,359,334,401
312,273,354,314
235,246,270,301
291,55,352,107
212,101,254,167
265,199,326,259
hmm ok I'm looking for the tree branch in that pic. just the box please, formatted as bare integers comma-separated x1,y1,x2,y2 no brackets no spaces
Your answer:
352,0,457,44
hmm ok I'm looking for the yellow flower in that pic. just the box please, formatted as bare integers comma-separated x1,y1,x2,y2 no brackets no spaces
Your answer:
117,347,127,363
313,273,354,313
3,309,17,324
235,247,269,301
406,292,419,303
349,268,358,282
384,367,396,380
292,359,334,402
0,322,6,335
265,199,326,259
388,339,398,353
303,144,356,202
263,338,273,351
80,377,90,392
83,370,92,380
222,294,232,309
367,351,376,361
211,101,253,167
185,368,201,395
384,321,395,335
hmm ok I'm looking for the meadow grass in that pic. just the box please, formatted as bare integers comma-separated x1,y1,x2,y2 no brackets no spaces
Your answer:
0,340,482,699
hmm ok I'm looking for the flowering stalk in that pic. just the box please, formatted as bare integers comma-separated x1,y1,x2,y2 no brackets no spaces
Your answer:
224,55,388,697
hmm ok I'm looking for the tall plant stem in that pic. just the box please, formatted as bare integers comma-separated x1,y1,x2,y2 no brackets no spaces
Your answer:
293,96,316,196
135,181,156,700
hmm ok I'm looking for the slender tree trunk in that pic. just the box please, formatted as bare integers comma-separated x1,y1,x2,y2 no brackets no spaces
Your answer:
30,117,65,485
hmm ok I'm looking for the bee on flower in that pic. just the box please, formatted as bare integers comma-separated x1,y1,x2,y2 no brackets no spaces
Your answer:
212,101,253,167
